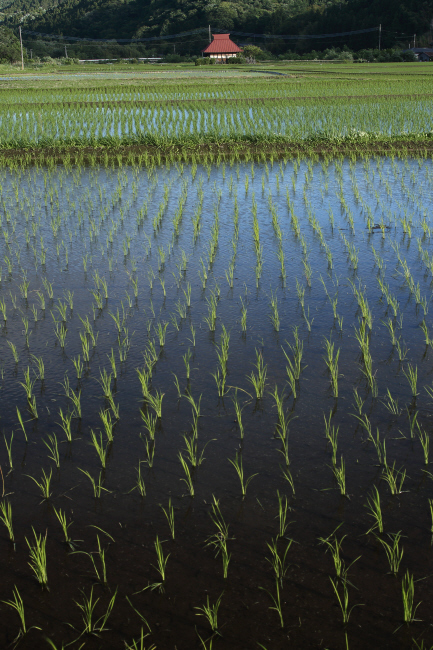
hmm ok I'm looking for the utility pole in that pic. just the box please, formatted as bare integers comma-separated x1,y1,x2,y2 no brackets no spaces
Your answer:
209,25,211,44
413,33,416,49
18,26,24,70
378,24,381,51
30,49,32,59
65,45,68,58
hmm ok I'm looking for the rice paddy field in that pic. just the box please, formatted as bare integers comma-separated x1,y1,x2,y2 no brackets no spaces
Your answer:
0,64,433,650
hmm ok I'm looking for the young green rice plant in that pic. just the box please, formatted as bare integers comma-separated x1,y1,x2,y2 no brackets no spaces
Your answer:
98,369,112,400
269,290,280,332
160,498,175,540
239,297,247,333
247,349,267,399
26,468,52,500
402,571,421,624
206,496,231,579
403,363,419,397
364,486,383,534
124,628,156,650
149,536,170,592
16,407,27,442
381,461,407,495
323,337,340,397
43,433,60,468
57,408,73,442
31,355,44,381
0,499,14,542
75,531,114,587
74,586,117,636
182,432,212,468
90,430,109,469
204,293,218,332
259,579,284,629
231,388,246,439
141,409,157,441
26,528,48,589
332,456,346,496
4,431,13,470
145,390,164,419
107,348,117,379
2,586,40,643
54,322,68,348
183,347,192,380
128,461,147,498
303,305,314,332
329,577,362,625
100,409,114,442
406,407,420,439
324,416,339,466
53,507,77,550
78,468,109,499
266,535,293,587
8,340,19,364
417,425,430,465
376,531,404,575
155,321,168,347
69,388,82,419
381,389,401,415
178,452,194,497
420,320,431,346
188,323,196,347
228,451,257,498
195,592,224,636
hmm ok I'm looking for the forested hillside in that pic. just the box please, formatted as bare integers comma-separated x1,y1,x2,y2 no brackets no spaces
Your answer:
1,0,431,52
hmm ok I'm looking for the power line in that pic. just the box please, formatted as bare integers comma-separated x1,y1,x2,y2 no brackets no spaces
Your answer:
22,25,379,44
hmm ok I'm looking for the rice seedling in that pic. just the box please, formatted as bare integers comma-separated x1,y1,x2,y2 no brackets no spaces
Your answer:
332,456,346,496
2,586,41,643
381,389,401,415
402,571,421,624
26,468,52,500
78,469,110,498
269,290,280,332
73,586,117,636
124,628,156,650
178,452,195,497
195,592,223,636
376,531,404,575
247,349,267,399
228,451,257,498
0,499,14,542
231,388,246,439
417,425,430,465
160,498,175,539
206,496,231,579
26,528,48,588
57,408,73,442
8,341,19,364
403,364,419,398
381,461,407,495
365,486,383,534
43,433,60,468
145,390,164,418
329,578,362,625
53,507,77,550
259,580,284,628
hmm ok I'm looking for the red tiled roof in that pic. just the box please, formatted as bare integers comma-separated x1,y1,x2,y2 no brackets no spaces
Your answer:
202,34,241,54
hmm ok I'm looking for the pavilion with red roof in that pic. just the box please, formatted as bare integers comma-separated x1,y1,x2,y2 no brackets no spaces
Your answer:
202,34,241,62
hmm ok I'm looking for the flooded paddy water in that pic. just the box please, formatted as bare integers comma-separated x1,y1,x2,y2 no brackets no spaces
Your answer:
0,154,433,649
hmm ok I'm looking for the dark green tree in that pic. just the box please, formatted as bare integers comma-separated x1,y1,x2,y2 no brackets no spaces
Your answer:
0,27,21,63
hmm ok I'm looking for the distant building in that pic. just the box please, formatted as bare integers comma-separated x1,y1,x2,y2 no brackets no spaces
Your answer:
418,51,433,61
406,48,433,61
202,34,241,62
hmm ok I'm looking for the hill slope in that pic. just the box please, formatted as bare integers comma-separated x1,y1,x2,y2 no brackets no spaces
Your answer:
2,0,431,50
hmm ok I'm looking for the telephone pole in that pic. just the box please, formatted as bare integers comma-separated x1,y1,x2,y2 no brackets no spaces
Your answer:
65,45,68,58
209,25,211,44
413,33,416,48
18,26,24,70
378,24,381,51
